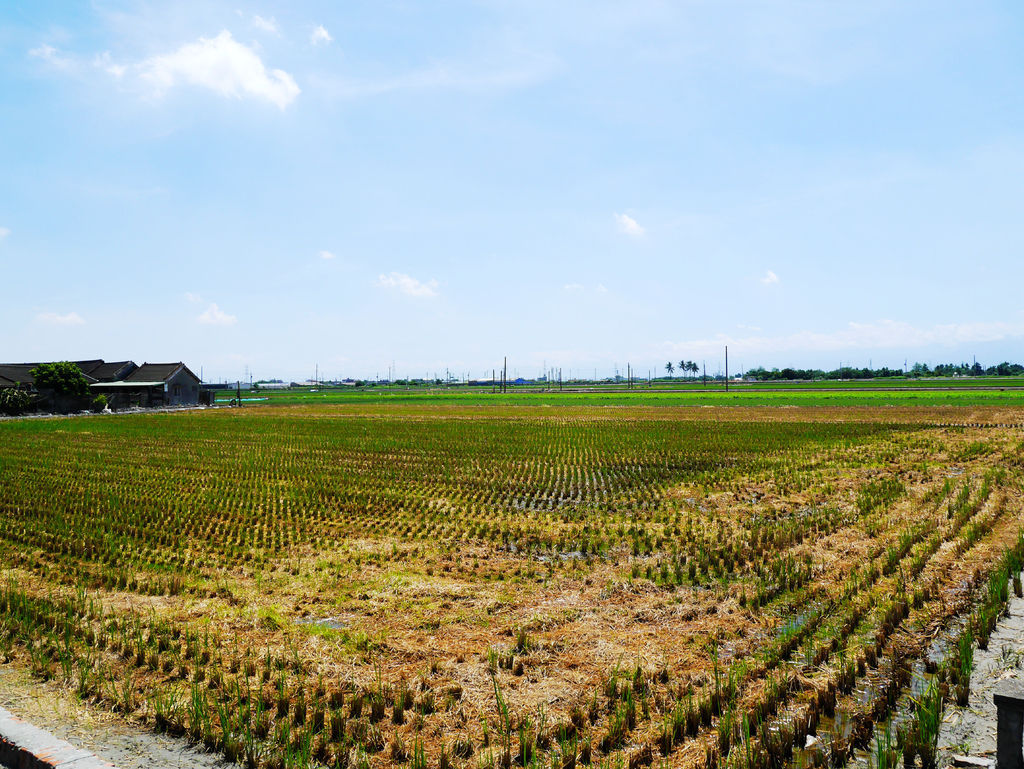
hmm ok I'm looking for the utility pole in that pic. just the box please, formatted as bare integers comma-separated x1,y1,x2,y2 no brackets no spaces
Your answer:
703,361,706,389
503,357,507,394
236,380,242,407
725,346,729,392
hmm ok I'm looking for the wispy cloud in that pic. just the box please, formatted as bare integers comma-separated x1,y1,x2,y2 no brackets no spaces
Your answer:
139,31,300,109
36,311,84,326
0,227,9,240
197,303,237,325
318,250,336,260
614,212,645,237
376,272,439,298
184,291,203,303
28,44,75,70
316,52,557,99
93,51,126,78
760,270,780,285
310,25,333,46
564,283,609,295
252,15,279,35
660,319,1024,358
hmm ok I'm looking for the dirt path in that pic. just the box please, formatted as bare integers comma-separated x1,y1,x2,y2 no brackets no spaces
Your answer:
938,573,1024,765
0,663,227,769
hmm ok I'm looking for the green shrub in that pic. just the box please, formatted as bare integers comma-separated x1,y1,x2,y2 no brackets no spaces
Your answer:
0,387,33,416
92,394,108,413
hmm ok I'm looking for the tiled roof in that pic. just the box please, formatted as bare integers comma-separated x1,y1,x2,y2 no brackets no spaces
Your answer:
87,361,136,382
0,360,199,387
0,364,39,386
124,363,198,383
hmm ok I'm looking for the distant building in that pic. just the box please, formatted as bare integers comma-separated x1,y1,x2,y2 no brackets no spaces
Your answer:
0,358,203,409
0,359,136,389
93,363,201,407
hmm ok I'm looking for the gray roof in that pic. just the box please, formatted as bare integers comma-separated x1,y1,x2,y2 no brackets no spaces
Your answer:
86,361,136,382
124,363,200,384
0,359,198,388
0,364,37,386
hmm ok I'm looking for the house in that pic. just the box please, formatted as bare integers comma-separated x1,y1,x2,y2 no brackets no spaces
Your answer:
92,362,202,407
0,358,204,410
0,359,136,388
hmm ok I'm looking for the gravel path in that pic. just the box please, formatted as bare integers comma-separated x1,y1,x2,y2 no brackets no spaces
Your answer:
938,574,1024,766
0,663,228,769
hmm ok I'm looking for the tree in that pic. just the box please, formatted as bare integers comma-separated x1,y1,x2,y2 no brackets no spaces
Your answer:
31,362,89,397
665,362,674,379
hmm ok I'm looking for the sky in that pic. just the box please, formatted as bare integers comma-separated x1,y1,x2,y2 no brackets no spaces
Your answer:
2,1,1024,382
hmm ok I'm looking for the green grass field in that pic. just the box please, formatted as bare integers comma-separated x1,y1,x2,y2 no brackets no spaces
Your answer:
218,383,1024,408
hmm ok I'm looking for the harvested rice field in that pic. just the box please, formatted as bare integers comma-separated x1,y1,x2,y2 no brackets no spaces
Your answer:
1,403,1023,769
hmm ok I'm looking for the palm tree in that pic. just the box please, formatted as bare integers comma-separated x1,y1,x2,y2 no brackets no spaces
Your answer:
665,362,674,379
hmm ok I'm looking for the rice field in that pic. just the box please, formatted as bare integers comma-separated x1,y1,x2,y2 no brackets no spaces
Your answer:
0,403,1022,769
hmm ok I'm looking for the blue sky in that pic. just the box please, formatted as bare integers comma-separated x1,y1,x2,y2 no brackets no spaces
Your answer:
2,1,1023,382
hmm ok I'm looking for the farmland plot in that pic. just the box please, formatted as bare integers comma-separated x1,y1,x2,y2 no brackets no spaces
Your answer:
0,405,1021,769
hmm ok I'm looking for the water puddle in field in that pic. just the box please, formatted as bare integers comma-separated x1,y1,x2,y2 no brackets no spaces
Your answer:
294,616,348,630
536,551,586,563
774,611,814,640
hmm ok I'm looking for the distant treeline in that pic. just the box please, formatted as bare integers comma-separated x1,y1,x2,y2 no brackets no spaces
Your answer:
745,361,1024,381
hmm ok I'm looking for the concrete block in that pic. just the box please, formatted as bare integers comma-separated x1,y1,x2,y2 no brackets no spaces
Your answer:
0,706,116,769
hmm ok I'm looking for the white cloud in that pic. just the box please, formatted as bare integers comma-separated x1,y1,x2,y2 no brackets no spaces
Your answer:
659,319,1024,358
376,272,439,298
0,227,9,240
139,31,300,109
197,303,237,325
318,250,336,260
93,52,126,78
311,25,333,46
36,311,84,326
184,291,203,303
760,270,780,285
252,15,279,35
614,212,645,237
29,44,75,70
